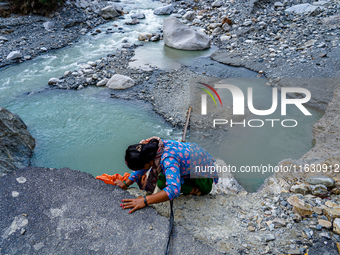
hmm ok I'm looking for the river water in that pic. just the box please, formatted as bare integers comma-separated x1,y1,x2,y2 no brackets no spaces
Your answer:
0,0,322,191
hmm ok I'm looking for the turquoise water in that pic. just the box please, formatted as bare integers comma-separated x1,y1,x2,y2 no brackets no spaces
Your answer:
4,88,181,177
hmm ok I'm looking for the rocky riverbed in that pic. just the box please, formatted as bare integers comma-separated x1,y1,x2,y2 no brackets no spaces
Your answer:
1,0,340,254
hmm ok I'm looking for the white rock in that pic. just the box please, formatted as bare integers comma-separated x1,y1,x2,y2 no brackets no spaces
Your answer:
163,17,210,50
0,36,9,41
12,191,19,197
43,21,55,31
312,1,328,6
138,32,152,41
222,23,231,31
182,11,195,21
242,20,252,26
16,177,27,184
220,35,231,41
154,5,174,15
212,0,223,7
64,71,72,76
48,78,59,85
274,2,284,7
6,51,22,61
106,74,135,90
96,78,108,86
101,6,120,19
307,175,335,188
285,4,318,14
131,12,145,19
333,218,340,234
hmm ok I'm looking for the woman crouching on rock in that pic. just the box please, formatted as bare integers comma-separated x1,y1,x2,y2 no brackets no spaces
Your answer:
114,137,218,213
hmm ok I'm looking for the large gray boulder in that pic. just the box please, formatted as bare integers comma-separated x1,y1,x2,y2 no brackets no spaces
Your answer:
106,74,135,90
101,5,121,19
163,17,210,50
154,5,174,15
285,4,318,14
0,167,222,254
0,107,35,173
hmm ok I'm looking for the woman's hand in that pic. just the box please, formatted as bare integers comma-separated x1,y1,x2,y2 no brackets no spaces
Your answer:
114,180,128,190
120,196,146,213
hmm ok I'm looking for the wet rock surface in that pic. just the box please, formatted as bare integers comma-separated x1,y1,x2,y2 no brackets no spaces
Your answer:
0,107,35,173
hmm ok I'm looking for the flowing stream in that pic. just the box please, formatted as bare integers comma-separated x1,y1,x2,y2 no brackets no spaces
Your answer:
0,0,322,191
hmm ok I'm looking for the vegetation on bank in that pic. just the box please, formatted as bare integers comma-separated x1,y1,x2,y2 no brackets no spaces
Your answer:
1,0,63,16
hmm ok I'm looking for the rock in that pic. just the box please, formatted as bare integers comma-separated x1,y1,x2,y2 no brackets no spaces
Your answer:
313,207,323,215
6,51,22,61
308,184,328,197
150,34,161,42
163,17,210,50
64,71,72,76
274,2,284,8
221,16,232,26
131,12,145,19
220,35,231,42
318,219,332,229
43,21,55,31
48,78,59,85
265,234,276,242
0,107,35,172
290,184,309,195
96,78,108,87
106,74,135,90
325,201,339,208
182,11,195,21
324,207,340,221
138,32,152,41
285,4,318,14
101,6,120,19
154,5,174,15
222,23,231,31
305,39,317,47
272,218,287,228
287,195,313,217
212,0,223,8
79,28,87,35
248,225,255,232
125,19,140,25
242,20,252,27
0,36,9,41
333,218,340,234
303,227,313,239
0,167,225,254
307,175,335,188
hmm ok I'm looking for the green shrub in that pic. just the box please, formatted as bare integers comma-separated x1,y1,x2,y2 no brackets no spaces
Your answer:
6,0,64,15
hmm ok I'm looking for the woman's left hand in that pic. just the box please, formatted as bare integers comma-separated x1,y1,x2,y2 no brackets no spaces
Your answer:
120,196,146,214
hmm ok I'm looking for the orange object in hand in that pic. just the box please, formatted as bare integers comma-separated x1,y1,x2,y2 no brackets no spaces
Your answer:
96,172,130,185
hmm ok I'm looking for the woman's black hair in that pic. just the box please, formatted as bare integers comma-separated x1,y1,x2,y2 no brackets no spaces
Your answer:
125,138,159,170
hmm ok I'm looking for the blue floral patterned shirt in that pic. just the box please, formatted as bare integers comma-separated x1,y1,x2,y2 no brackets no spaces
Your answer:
128,140,218,200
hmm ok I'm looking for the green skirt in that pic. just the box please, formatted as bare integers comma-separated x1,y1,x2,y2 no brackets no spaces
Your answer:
157,173,213,196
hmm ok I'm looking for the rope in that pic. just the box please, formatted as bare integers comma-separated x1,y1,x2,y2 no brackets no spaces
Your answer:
165,200,174,255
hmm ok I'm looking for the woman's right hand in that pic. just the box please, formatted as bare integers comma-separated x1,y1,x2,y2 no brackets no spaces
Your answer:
114,180,128,190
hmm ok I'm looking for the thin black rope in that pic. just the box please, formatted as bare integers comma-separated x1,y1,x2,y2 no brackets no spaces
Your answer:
165,200,174,255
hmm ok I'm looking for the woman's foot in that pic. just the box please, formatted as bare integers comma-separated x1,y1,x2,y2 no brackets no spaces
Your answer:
190,187,202,196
